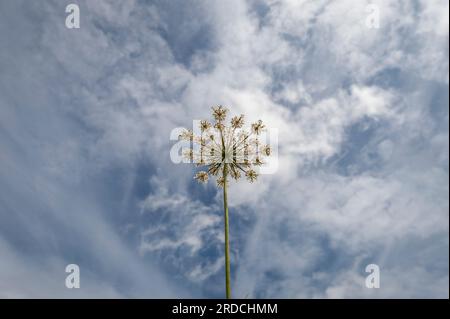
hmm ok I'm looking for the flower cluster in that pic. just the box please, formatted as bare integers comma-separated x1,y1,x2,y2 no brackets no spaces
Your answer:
179,105,271,187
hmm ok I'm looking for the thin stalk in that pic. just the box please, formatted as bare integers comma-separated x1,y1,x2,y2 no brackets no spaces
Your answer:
223,163,231,299
220,125,231,299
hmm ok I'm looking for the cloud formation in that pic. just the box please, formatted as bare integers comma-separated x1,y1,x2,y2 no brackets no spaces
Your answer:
0,0,448,298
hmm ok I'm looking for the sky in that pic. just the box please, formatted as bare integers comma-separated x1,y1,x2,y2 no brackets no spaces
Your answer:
0,0,448,298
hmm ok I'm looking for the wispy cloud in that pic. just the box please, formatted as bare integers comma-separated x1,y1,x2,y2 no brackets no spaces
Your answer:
0,0,448,298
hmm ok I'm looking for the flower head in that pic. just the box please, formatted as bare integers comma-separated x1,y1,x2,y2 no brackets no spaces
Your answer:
231,115,244,129
212,105,227,123
251,120,265,135
184,107,271,187
245,169,258,183
200,120,212,132
194,171,209,183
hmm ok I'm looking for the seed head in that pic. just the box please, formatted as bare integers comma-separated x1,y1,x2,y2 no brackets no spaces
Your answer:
200,120,212,132
231,115,245,129
251,120,265,135
194,171,209,183
212,105,227,122
245,170,258,183
185,107,270,187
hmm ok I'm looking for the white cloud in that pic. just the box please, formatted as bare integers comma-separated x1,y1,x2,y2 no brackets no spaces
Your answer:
0,0,447,298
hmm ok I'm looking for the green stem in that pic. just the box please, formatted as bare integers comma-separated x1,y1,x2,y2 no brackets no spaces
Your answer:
223,163,231,299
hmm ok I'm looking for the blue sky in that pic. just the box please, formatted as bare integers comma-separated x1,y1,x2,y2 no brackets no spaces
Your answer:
0,0,448,298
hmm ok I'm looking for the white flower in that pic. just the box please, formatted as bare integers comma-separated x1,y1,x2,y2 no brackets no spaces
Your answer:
185,107,270,187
